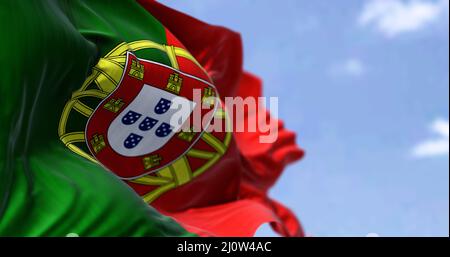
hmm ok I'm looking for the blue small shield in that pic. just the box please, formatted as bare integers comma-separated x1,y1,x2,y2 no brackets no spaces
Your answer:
124,133,144,149
139,117,159,131
122,110,142,125
154,98,172,115
155,123,173,138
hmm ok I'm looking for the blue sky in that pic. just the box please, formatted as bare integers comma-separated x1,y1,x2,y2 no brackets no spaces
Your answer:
159,0,449,237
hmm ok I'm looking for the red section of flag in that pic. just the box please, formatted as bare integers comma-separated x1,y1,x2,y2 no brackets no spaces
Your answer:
138,0,305,237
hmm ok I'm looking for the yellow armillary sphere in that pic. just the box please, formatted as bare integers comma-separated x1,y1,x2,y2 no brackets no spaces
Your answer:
58,41,231,203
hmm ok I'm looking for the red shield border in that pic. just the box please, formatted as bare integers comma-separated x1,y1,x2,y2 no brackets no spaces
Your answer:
85,52,218,179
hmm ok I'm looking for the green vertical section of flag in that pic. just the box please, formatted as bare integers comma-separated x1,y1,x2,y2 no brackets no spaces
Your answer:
68,0,172,65
0,0,193,236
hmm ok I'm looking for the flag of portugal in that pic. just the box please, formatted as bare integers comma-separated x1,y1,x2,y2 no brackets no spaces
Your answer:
0,0,304,237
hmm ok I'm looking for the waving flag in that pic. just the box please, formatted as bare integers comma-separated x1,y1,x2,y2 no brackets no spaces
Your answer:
0,0,304,237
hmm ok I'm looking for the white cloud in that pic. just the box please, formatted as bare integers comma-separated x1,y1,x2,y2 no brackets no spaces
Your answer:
359,0,449,38
412,119,449,158
343,59,366,76
330,58,366,77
